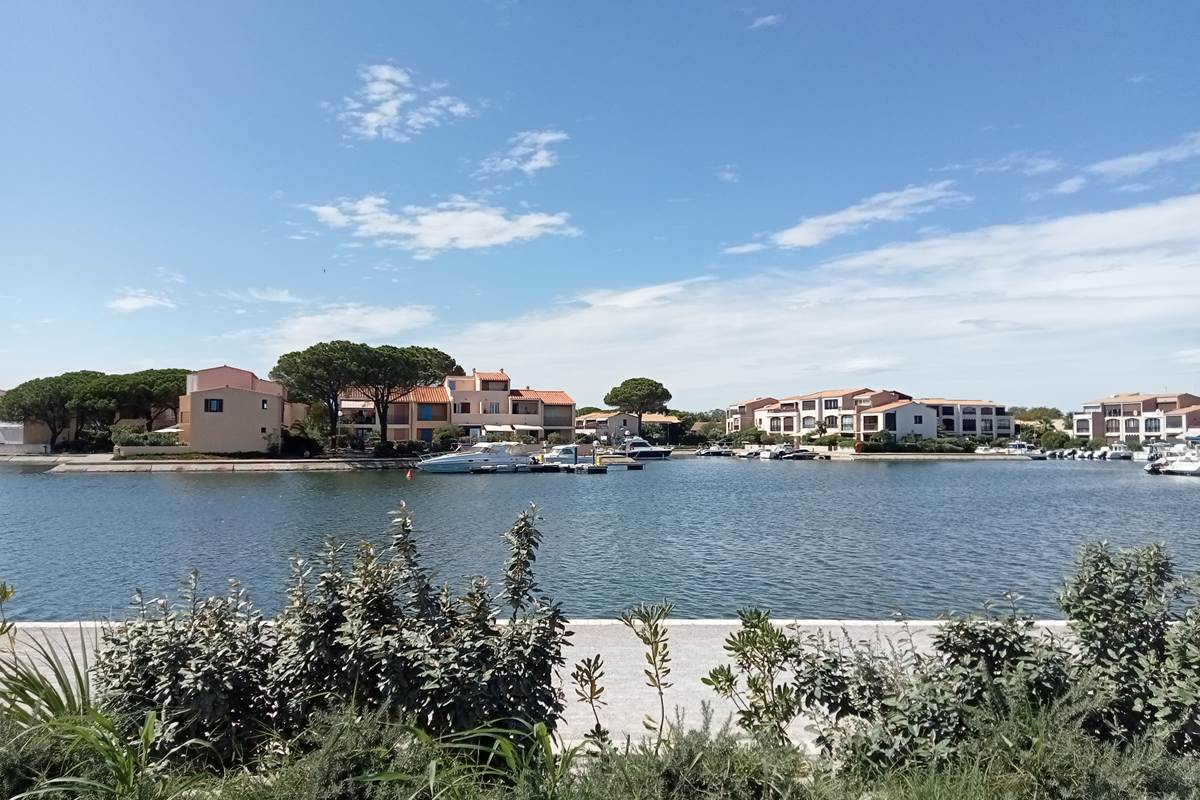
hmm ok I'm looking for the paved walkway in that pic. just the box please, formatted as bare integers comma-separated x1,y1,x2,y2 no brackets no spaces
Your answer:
9,620,1069,744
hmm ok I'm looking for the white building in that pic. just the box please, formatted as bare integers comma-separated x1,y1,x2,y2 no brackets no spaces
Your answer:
858,400,939,440
918,398,1014,440
1071,392,1200,444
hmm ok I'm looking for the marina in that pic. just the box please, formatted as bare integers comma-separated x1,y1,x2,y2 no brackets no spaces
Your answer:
2,456,1195,622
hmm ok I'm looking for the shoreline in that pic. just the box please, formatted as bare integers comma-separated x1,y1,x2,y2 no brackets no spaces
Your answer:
3,451,1046,473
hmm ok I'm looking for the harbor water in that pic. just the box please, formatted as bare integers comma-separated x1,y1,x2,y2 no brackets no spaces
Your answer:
0,457,1195,620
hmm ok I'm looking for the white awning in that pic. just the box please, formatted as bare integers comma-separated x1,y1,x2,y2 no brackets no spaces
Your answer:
513,424,544,432
155,425,183,433
341,400,373,410
483,424,514,432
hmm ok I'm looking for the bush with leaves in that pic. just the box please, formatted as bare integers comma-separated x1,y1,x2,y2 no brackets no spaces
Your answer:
93,503,569,766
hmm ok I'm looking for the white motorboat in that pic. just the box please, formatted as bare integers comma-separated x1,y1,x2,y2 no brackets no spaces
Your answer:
759,443,796,459
1155,437,1200,477
417,442,533,473
541,443,584,465
1098,442,1135,461
617,435,673,460
1004,441,1045,459
697,441,734,457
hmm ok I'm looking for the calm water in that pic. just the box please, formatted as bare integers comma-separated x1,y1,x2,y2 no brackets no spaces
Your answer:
0,458,1196,621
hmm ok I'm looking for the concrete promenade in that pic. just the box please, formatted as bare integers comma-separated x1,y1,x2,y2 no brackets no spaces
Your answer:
11,619,1069,744
0,455,420,473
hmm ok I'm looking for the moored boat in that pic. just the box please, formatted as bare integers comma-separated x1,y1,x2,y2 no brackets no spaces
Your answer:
617,435,673,460
417,442,534,473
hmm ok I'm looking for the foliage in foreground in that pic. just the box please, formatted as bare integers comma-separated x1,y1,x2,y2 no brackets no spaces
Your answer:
91,504,567,764
11,537,1200,798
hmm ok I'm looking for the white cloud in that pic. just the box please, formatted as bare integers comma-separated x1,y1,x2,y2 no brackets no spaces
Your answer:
939,151,1062,176
722,242,769,255
734,180,968,251
478,129,569,176
306,195,579,259
269,303,436,353
1050,176,1087,195
1175,348,1200,365
440,193,1200,408
1087,131,1200,178
155,268,186,284
748,14,784,29
107,291,176,312
715,164,740,183
338,63,474,142
221,287,307,304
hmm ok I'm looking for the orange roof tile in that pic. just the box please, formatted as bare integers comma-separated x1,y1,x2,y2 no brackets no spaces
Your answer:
918,398,1002,406
861,399,929,414
796,387,873,399
475,371,509,381
510,388,575,405
1172,405,1200,415
398,386,451,403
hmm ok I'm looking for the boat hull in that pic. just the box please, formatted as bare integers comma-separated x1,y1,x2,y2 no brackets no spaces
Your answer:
418,457,530,473
627,451,671,460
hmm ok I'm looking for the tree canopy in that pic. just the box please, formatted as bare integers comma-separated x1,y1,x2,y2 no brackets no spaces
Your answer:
576,406,602,415
603,377,672,424
0,371,104,447
352,344,462,440
1008,406,1065,423
270,340,361,447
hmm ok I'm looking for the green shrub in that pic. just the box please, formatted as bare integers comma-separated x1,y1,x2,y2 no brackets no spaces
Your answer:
110,427,180,447
93,505,568,765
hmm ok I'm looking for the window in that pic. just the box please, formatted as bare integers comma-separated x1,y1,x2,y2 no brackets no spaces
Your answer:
823,399,839,410
941,406,954,416
942,419,955,431
981,419,993,433
1105,406,1121,417
1105,418,1120,433
961,419,977,432
824,415,837,429
419,428,434,443
457,402,471,414
841,415,854,432
1124,418,1139,432
769,418,782,432
863,416,879,432
914,415,923,425
260,427,267,434
203,398,223,413
418,404,448,422
801,400,815,411
261,399,269,410
994,407,1007,416
782,417,794,432
488,402,501,414
884,412,897,432
962,407,976,415
802,416,816,429
1166,416,1183,429
1144,418,1161,433
481,380,508,391
1076,419,1090,433
981,407,993,415
996,420,1011,430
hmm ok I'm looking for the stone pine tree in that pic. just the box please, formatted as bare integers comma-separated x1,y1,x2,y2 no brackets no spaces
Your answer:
603,377,672,428
269,341,362,449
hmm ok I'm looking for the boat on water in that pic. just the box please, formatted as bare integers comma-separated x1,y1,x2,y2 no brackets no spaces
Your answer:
417,442,534,473
616,435,673,460
696,441,734,457
758,443,796,459
1147,437,1200,476
781,449,817,460
1004,441,1046,459
541,443,584,464
1098,442,1134,461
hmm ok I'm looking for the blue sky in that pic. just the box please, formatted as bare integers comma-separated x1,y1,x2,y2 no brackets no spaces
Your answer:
2,2,1199,409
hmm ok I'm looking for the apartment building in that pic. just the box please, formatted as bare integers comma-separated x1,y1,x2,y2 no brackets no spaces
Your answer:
754,388,912,440
1071,392,1200,444
340,368,575,444
917,399,1014,440
179,366,305,453
725,396,778,435
859,400,939,440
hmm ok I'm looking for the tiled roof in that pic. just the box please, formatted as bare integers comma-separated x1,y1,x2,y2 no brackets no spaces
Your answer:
1088,392,1193,404
642,413,682,424
797,387,873,399
729,396,779,407
475,371,509,381
918,398,1002,406
861,399,927,414
342,386,451,403
1172,405,1200,415
576,410,680,424
510,388,575,405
